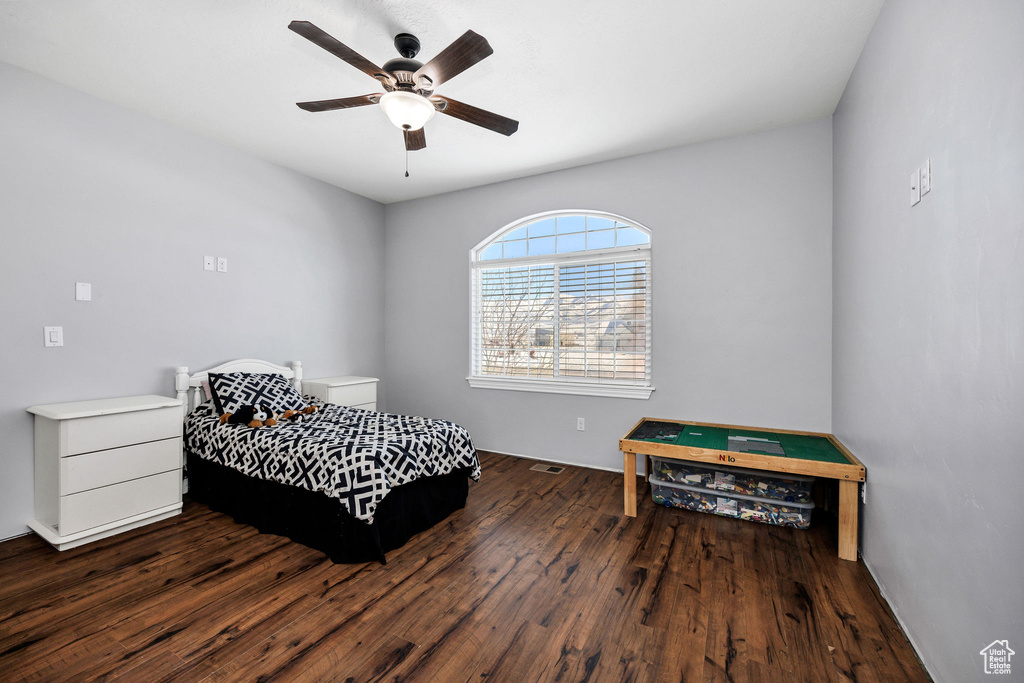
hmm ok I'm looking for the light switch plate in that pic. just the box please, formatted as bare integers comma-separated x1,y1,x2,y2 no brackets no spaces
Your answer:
217,257,228,273
204,255,215,271
920,159,931,196
75,282,91,301
44,326,63,347
910,168,921,206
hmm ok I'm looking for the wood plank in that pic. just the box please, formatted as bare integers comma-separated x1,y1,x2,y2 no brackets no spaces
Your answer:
621,437,865,481
342,635,418,682
703,529,750,682
0,452,927,683
624,450,638,516
838,479,860,561
0,525,269,669
648,513,715,682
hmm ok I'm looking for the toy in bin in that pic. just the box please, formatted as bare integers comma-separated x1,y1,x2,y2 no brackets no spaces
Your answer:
652,456,814,504
650,476,814,529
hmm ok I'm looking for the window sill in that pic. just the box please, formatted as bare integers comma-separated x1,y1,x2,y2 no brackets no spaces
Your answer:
466,376,654,399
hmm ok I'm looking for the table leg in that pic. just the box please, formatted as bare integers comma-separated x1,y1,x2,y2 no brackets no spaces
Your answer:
838,479,859,561
623,451,637,517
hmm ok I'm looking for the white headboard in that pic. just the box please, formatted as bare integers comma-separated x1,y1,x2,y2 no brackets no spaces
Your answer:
174,359,302,416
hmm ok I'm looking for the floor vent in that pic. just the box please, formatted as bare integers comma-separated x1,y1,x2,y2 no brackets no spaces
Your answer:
529,463,566,474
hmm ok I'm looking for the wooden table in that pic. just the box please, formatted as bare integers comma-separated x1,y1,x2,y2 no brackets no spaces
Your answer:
620,418,866,561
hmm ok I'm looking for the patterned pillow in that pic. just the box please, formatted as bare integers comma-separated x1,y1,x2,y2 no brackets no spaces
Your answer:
208,372,307,416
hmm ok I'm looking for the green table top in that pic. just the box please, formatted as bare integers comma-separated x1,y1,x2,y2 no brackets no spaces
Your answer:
626,421,852,465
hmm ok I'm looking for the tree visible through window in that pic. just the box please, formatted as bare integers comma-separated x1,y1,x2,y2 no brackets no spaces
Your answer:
470,212,652,397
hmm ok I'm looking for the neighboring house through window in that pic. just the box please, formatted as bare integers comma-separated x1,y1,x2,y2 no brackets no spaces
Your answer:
468,211,653,399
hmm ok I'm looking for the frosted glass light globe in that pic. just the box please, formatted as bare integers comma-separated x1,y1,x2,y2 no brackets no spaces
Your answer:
379,91,435,131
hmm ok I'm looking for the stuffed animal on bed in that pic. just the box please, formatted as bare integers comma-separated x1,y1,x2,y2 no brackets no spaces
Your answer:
279,405,319,421
220,404,278,428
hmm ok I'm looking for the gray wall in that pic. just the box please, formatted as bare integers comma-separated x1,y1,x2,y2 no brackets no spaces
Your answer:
384,119,833,471
832,2,1024,680
0,63,386,541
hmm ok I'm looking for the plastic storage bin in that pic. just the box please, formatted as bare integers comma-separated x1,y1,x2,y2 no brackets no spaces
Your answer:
650,475,814,529
650,456,814,504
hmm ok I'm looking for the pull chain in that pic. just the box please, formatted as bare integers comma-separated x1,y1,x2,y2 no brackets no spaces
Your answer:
405,149,410,178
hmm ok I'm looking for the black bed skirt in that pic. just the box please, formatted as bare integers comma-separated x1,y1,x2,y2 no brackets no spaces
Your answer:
187,451,471,564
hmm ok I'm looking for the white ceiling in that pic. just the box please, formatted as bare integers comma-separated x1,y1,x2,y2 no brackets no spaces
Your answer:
0,1,884,204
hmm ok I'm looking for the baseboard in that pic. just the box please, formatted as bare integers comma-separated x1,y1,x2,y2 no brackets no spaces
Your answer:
478,447,648,476
0,529,32,543
861,556,935,681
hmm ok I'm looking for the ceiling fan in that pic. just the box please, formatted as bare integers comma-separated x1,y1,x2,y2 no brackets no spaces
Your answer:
288,21,519,155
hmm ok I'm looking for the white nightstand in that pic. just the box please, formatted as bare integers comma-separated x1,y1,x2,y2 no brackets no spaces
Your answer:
303,376,379,410
26,394,184,550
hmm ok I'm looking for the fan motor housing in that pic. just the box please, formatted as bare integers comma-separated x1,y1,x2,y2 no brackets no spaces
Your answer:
394,33,421,59
383,57,424,87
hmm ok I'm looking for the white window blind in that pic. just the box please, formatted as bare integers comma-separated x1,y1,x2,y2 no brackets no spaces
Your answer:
470,212,653,398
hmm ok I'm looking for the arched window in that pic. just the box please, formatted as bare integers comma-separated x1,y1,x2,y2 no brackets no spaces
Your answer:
468,211,653,399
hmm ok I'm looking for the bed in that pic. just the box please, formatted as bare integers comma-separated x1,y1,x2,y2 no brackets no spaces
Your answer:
174,359,480,563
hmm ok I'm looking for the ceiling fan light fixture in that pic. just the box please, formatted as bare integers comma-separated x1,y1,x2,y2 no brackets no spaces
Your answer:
289,22,518,151
379,91,435,131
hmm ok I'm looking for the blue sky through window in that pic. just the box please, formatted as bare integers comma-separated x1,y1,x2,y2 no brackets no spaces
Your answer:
479,213,650,260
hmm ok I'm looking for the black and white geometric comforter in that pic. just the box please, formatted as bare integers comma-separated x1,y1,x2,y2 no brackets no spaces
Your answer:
184,401,481,524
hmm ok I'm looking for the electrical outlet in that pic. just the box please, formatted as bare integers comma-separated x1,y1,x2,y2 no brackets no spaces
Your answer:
217,257,228,273
204,255,215,271
576,417,585,431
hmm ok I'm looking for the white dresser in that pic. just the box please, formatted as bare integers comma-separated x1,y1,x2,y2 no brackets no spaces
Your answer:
27,394,184,550
303,376,379,410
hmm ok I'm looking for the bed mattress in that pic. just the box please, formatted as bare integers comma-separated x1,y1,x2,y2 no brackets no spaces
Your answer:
184,401,481,524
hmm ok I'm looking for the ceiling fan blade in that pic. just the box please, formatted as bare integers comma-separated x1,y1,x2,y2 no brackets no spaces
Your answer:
288,21,394,87
296,94,382,112
414,30,493,88
404,128,426,151
432,96,519,136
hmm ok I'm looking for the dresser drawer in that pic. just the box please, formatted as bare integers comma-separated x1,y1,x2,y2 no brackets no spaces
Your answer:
64,406,180,456
60,438,181,495
304,376,378,408
60,470,181,535
326,382,376,406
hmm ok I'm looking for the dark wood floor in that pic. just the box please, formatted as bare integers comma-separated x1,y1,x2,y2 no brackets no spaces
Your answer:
0,452,929,682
